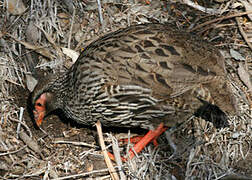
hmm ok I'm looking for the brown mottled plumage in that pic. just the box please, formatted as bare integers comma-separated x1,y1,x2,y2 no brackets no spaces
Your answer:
31,23,236,130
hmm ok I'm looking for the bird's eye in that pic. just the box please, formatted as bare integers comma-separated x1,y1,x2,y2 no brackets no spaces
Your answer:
36,103,42,107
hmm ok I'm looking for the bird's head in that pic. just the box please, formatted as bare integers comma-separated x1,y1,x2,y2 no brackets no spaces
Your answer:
31,75,61,127
32,91,56,127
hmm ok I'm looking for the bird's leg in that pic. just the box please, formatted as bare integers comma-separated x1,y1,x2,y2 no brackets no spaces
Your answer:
108,123,167,162
127,123,167,160
119,134,162,147
119,136,144,144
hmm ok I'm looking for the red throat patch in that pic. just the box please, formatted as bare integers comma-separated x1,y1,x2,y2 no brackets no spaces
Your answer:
34,93,47,127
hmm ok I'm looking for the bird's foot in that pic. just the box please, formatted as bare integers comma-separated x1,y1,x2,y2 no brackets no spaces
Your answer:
119,134,160,147
127,123,167,159
109,123,167,162
119,136,144,144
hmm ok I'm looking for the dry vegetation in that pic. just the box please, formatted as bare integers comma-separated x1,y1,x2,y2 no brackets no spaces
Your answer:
0,0,252,179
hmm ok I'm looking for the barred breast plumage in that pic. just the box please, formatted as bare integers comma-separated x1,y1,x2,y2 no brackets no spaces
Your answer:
31,23,236,130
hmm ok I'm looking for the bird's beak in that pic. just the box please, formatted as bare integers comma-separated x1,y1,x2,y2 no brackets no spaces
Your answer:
33,109,45,127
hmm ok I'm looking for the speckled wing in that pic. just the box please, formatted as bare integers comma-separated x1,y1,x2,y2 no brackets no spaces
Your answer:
64,23,235,128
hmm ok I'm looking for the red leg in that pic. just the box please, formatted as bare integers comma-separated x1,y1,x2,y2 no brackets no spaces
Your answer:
128,123,167,159
119,136,144,144
108,123,167,162
107,151,127,162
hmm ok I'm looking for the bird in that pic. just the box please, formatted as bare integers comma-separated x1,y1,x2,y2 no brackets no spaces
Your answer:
31,23,237,159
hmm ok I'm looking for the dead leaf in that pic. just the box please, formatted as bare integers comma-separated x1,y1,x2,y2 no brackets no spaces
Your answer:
58,12,70,30
36,26,63,58
62,47,79,63
238,63,252,91
8,33,54,59
19,131,41,154
240,0,252,21
26,21,40,44
230,49,245,61
5,0,26,15
25,74,38,92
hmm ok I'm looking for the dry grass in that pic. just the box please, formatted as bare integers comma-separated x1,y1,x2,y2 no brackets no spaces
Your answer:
0,0,252,179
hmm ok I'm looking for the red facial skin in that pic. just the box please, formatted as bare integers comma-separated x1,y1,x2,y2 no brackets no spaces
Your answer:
33,93,47,127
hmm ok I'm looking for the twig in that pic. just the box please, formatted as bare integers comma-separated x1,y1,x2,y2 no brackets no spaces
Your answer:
190,11,252,32
126,130,132,160
68,8,75,49
96,121,120,180
16,107,24,139
219,1,231,15
53,140,98,148
97,0,104,30
9,116,32,138
36,25,63,59
110,134,126,180
182,0,220,15
235,17,252,51
0,145,27,156
1,115,4,124
7,33,54,59
19,131,43,157
50,167,120,180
